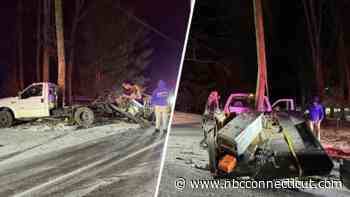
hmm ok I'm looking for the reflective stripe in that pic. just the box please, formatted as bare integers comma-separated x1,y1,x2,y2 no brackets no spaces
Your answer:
282,128,303,177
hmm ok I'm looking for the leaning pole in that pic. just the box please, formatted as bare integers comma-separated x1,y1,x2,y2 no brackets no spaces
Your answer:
253,0,268,112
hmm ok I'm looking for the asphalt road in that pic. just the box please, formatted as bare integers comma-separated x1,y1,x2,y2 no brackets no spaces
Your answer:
0,127,165,197
157,119,350,197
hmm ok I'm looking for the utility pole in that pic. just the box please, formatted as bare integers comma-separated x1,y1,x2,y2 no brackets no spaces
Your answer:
253,0,268,112
55,0,67,106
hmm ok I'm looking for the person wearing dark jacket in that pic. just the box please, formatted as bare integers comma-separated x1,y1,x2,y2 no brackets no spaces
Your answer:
151,80,170,133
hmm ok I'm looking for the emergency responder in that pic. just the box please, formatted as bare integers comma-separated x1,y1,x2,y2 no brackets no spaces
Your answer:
151,80,170,134
308,96,325,141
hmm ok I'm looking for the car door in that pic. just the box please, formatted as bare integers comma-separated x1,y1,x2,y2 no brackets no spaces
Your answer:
16,84,50,118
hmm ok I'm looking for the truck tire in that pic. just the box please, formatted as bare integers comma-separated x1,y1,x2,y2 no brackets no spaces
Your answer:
0,110,13,128
74,107,95,128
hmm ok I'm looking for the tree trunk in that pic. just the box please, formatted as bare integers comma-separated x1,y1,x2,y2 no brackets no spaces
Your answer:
55,0,67,106
36,0,42,82
43,0,51,82
17,0,24,89
303,0,324,97
253,0,268,112
67,0,85,105
336,1,350,102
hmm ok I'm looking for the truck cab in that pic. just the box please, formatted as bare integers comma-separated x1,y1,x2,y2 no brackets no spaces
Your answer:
224,93,295,115
0,82,58,127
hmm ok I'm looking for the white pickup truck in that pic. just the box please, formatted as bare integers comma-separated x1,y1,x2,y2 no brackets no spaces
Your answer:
0,82,94,128
223,93,295,115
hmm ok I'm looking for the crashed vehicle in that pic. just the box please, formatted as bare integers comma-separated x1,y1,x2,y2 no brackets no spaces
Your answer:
91,90,154,128
205,93,337,181
0,82,95,128
202,93,294,145
0,82,154,128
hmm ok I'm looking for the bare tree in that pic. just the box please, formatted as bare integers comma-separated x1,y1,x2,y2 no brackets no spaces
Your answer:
67,0,88,104
302,0,325,97
76,2,154,97
335,1,350,102
55,0,67,106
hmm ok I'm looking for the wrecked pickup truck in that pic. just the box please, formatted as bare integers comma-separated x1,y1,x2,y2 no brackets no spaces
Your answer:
204,93,337,181
0,82,95,128
0,82,153,128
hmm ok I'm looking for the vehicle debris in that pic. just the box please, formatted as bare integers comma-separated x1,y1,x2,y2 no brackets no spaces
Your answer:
0,82,154,129
204,93,337,182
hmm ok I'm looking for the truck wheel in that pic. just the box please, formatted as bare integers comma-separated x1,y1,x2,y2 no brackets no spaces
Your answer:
0,110,13,128
74,107,95,128
207,130,218,175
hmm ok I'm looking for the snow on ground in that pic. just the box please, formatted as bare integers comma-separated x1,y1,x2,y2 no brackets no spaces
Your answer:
0,119,139,168
321,122,350,154
171,112,202,125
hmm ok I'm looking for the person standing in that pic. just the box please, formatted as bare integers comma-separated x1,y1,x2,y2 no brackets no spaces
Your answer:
151,80,170,133
201,91,221,147
308,96,325,141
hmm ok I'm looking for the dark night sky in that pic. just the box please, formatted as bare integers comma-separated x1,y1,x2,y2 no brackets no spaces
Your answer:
0,0,190,96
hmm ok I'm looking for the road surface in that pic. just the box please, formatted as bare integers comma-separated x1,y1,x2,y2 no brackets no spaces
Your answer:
157,114,350,197
0,124,165,197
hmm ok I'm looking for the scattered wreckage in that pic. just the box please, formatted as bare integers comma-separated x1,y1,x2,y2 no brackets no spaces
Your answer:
0,82,154,128
203,93,349,188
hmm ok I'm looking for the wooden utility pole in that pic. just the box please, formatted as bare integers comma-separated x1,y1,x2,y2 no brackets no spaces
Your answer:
43,0,51,82
253,0,268,112
55,0,67,106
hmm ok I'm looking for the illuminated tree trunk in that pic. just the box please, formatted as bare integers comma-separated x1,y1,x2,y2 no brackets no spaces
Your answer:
43,0,51,82
55,0,67,106
36,0,42,82
253,0,268,112
17,0,24,89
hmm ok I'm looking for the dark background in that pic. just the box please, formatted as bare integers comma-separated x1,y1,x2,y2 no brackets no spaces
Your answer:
176,0,350,113
0,0,190,98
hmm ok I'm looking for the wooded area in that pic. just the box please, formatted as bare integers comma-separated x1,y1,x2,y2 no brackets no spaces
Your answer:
8,0,154,104
177,0,350,114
